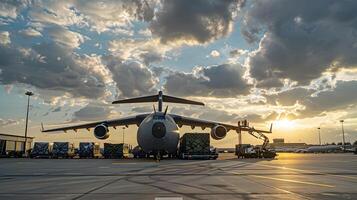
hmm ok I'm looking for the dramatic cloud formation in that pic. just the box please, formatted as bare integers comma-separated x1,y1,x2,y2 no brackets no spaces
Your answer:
150,0,243,44
164,63,251,97
103,56,158,98
0,43,106,99
265,81,357,119
243,0,357,86
47,26,86,49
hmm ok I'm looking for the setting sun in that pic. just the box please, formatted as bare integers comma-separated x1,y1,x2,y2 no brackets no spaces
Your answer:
274,119,296,129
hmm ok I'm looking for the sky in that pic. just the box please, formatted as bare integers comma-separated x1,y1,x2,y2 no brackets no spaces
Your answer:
0,0,357,147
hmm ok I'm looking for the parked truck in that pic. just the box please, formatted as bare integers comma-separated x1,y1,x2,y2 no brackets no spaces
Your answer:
179,133,218,159
30,142,51,158
236,144,276,159
132,145,147,158
103,143,130,159
52,142,75,158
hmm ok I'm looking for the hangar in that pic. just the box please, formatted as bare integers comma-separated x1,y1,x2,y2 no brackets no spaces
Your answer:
0,133,34,157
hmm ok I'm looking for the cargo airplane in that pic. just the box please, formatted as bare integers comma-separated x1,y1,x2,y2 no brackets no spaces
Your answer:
42,91,272,159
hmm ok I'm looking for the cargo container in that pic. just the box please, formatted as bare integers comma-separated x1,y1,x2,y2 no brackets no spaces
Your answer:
78,142,101,158
30,142,50,158
179,133,218,159
103,143,130,159
52,142,75,158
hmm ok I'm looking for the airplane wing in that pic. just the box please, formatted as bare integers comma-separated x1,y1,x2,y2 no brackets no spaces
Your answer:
41,113,150,133
169,114,272,133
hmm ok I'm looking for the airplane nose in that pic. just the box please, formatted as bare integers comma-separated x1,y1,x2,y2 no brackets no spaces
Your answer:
152,122,166,138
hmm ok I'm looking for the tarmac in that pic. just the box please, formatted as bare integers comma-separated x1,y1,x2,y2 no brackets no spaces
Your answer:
0,153,356,200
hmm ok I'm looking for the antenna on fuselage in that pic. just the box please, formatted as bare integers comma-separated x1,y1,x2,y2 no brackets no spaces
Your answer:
163,106,168,115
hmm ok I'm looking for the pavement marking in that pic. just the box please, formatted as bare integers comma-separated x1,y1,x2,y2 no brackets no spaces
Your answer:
250,174,335,188
227,170,334,188
63,173,82,175
112,162,138,165
247,162,357,181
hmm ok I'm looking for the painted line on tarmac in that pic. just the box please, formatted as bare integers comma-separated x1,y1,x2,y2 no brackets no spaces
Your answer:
248,162,357,181
250,174,335,188
112,162,138,165
227,170,334,188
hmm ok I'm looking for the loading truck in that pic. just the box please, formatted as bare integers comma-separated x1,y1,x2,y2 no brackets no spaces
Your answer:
132,145,147,158
30,142,51,158
236,144,276,159
179,133,218,160
52,142,75,158
103,143,130,159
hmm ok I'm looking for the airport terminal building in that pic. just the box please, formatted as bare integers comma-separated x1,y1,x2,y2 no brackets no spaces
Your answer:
0,133,34,157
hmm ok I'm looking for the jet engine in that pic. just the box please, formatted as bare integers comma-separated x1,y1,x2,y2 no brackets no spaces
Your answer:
94,124,109,139
211,125,227,140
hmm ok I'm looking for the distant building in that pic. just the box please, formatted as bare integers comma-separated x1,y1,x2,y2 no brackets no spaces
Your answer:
273,138,284,144
0,133,34,157
267,138,308,152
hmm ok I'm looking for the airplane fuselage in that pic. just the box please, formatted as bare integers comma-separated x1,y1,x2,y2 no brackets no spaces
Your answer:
137,112,180,154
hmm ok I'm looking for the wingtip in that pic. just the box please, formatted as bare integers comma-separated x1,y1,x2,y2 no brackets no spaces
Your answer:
41,122,45,132
270,123,273,133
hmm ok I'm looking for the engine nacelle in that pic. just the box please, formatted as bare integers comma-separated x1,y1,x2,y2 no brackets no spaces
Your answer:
211,125,227,140
94,124,109,139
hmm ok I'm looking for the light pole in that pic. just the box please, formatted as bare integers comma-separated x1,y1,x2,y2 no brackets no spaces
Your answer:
340,120,345,151
24,91,34,157
122,127,125,144
317,127,321,145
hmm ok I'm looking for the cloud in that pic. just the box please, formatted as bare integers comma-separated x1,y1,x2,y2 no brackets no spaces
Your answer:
0,118,19,127
28,0,156,34
210,50,220,57
150,0,243,44
103,56,158,98
0,0,27,20
0,43,106,99
73,103,112,121
229,49,247,57
19,27,43,37
243,0,357,86
0,31,11,45
48,26,86,49
108,38,173,65
73,0,155,33
164,63,251,97
265,81,357,118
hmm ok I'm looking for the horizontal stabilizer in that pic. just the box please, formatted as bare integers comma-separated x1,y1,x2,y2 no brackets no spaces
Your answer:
163,95,204,106
112,95,157,104
112,91,204,106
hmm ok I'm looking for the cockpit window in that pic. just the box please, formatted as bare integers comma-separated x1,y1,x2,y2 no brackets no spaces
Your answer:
153,115,166,120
